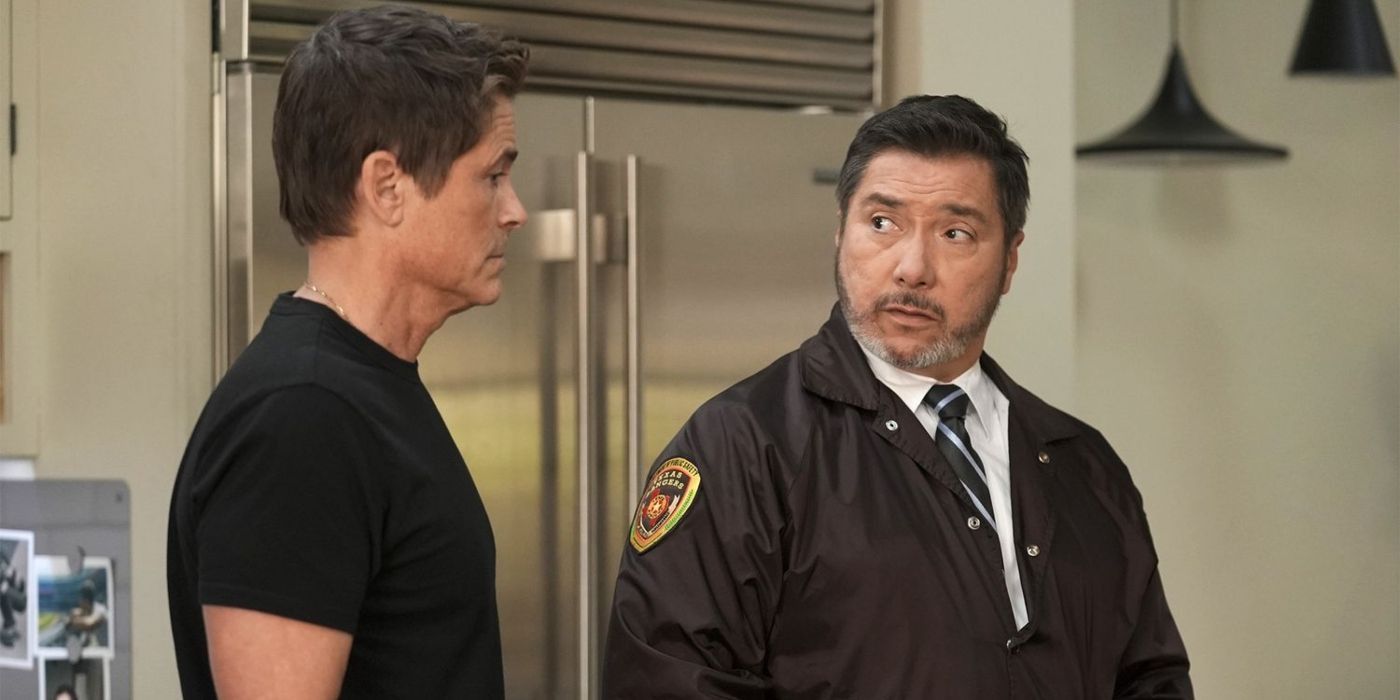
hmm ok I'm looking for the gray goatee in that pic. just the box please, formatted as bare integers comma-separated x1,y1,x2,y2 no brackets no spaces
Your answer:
835,255,1003,371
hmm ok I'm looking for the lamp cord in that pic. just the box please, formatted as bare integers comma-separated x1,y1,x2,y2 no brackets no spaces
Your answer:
1170,0,1179,46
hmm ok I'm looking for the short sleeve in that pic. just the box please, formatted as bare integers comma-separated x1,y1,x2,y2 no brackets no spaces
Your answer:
194,385,382,633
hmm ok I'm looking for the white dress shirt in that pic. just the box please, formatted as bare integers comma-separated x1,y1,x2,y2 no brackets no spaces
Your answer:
859,347,1030,629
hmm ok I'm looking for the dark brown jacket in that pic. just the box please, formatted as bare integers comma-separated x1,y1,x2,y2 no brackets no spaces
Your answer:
603,306,1192,699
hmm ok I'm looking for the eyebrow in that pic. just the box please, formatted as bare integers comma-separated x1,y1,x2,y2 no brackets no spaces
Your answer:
490,148,519,170
861,191,904,209
860,192,989,223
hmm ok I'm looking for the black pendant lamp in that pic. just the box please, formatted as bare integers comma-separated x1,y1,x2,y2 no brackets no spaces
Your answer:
1290,0,1396,76
1077,0,1288,163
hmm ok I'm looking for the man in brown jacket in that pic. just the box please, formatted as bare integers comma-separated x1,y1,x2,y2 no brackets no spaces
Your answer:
603,95,1191,699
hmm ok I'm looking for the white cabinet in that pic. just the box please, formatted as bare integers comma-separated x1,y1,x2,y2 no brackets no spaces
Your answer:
0,0,12,220
0,0,36,456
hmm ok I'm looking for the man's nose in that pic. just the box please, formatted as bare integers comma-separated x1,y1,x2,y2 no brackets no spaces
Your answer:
892,234,933,288
502,185,527,232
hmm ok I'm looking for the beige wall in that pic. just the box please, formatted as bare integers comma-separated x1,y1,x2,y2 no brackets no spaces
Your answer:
884,0,1079,408
1077,0,1400,696
1,0,212,697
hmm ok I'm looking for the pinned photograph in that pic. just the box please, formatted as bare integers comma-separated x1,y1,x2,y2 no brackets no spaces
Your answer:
40,656,110,700
35,557,114,661
0,529,37,669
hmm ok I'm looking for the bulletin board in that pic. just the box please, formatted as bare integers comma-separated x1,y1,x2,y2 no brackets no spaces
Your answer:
0,480,130,700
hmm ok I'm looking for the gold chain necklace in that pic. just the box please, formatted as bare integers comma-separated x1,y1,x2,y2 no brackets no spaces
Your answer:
303,282,348,320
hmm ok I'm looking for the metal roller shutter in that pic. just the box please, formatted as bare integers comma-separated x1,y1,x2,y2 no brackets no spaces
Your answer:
223,0,880,110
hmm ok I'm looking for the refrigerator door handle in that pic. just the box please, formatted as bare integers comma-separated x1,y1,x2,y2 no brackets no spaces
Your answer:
625,155,643,510
575,150,600,700
221,0,249,62
529,208,611,263
222,62,255,373
212,55,228,378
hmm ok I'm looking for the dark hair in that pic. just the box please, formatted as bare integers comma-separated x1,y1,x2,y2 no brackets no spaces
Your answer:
53,685,77,700
274,5,529,244
835,95,1029,242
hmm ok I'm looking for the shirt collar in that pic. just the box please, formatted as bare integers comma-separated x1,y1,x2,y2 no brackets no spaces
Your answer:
858,345,1005,434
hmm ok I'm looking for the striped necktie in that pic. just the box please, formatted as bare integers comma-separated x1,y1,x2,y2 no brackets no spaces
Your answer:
924,384,996,530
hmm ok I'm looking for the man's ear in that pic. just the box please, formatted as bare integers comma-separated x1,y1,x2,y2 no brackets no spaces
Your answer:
1002,230,1025,295
356,150,407,228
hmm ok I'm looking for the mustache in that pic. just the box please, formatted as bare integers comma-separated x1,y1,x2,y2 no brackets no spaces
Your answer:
874,291,945,320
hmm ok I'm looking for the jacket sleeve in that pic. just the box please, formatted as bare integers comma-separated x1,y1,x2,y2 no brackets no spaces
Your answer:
1108,441,1193,700
1114,566,1193,699
602,401,787,699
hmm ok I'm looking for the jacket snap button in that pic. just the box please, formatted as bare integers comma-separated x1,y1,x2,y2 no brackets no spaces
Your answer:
967,516,981,531
885,420,898,431
1026,544,1041,557
1038,451,1051,464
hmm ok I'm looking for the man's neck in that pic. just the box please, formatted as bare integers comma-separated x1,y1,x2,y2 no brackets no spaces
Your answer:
299,242,454,362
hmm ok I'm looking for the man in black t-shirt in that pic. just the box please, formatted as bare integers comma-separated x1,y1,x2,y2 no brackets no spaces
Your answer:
167,7,529,698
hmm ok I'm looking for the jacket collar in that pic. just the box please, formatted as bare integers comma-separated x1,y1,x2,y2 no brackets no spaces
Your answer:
798,304,885,411
977,354,1081,444
799,303,1081,444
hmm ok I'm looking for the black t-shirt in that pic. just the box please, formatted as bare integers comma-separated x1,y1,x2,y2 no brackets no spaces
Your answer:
167,294,502,699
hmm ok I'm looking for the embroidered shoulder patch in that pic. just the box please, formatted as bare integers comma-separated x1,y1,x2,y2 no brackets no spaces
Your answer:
629,457,702,553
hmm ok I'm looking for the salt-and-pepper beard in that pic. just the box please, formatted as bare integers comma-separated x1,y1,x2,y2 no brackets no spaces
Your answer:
835,250,1008,371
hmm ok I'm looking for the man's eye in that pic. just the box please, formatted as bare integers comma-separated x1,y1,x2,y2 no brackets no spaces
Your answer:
944,228,972,240
872,216,893,232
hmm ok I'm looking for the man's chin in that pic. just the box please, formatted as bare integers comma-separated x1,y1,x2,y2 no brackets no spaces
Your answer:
878,343,936,370
466,278,504,306
871,326,937,359
444,288,500,317
857,322,975,372
853,328,929,369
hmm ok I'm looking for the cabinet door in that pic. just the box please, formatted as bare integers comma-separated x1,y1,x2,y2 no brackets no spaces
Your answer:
0,0,12,220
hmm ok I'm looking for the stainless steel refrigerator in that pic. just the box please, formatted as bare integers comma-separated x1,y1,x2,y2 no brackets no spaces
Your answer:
216,29,871,700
